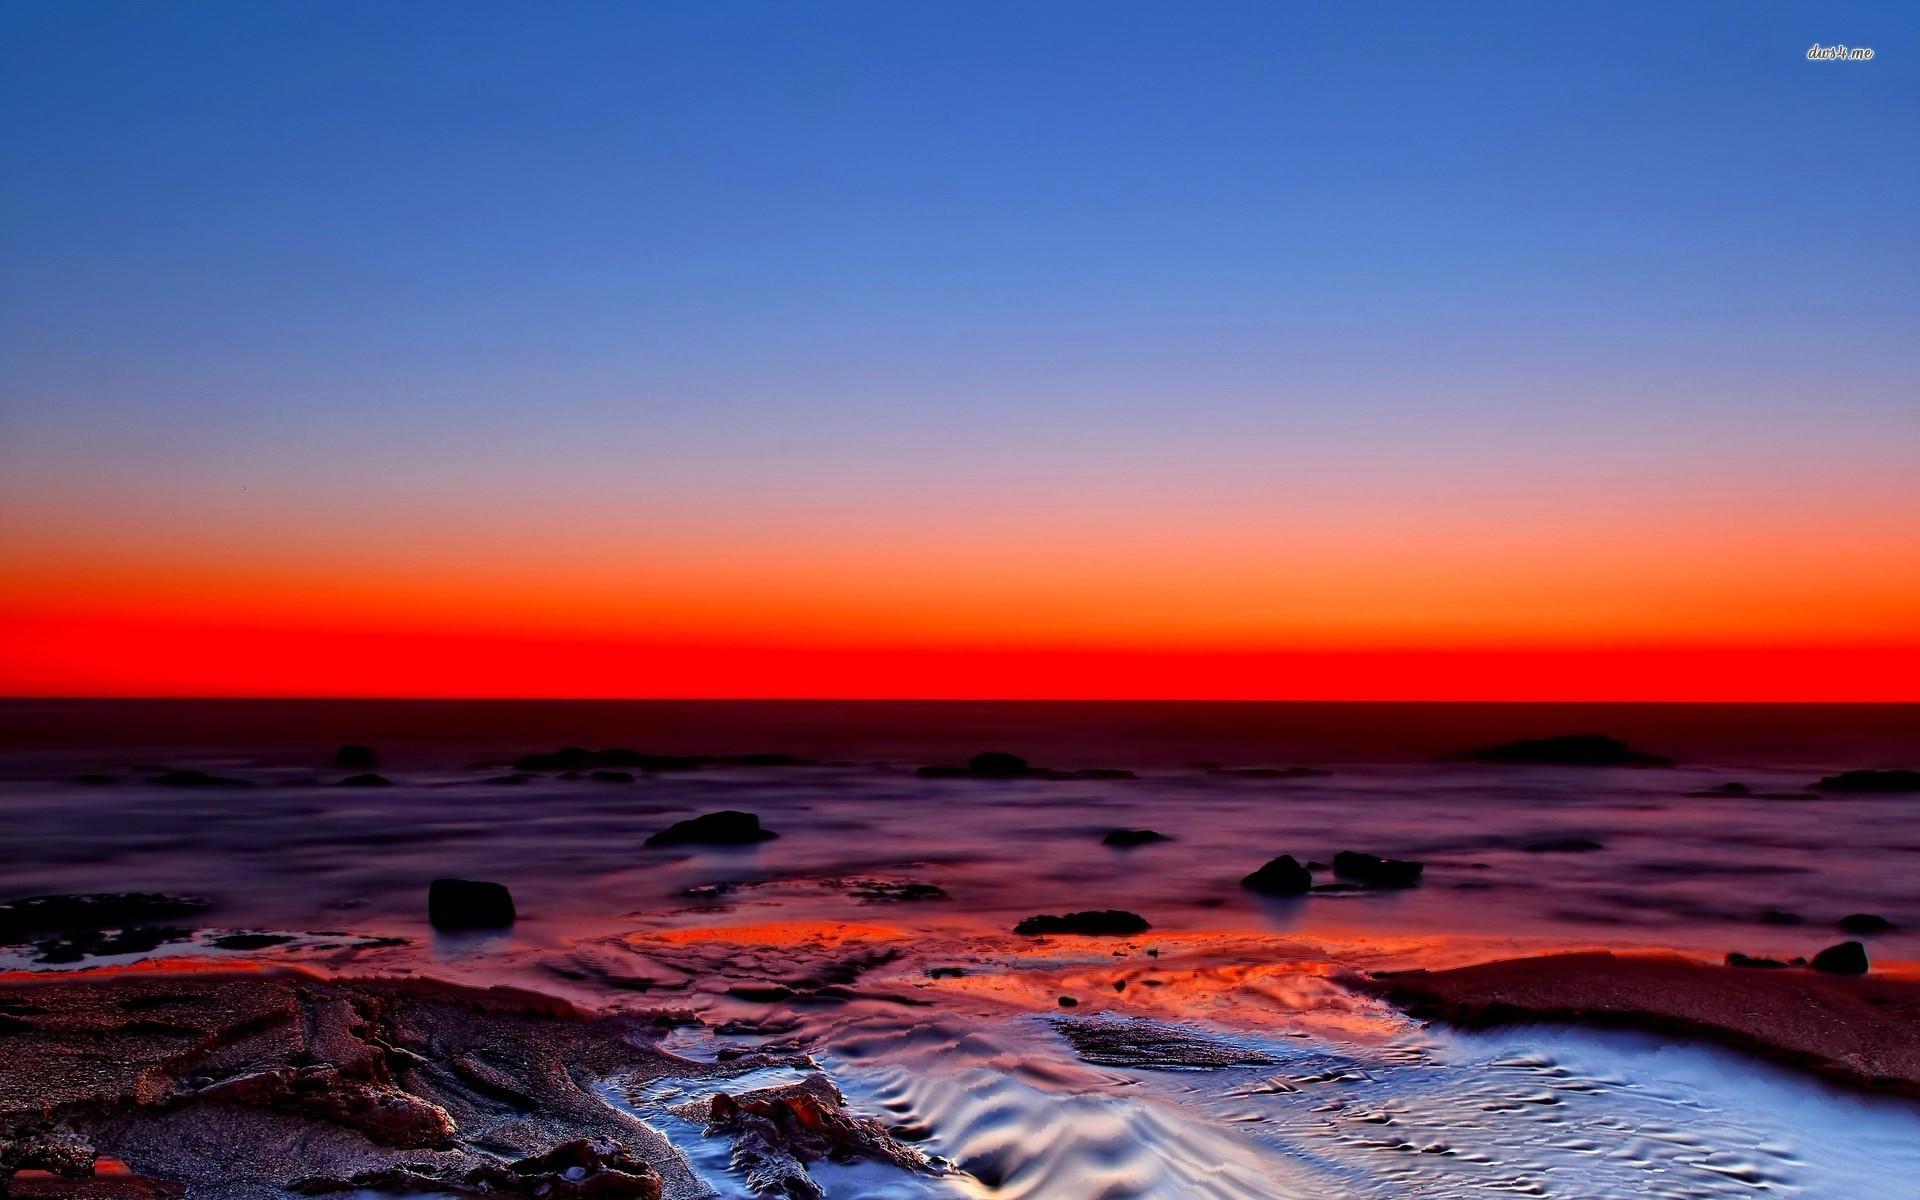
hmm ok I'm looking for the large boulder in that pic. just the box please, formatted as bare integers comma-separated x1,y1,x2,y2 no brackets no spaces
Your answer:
645,810,779,847
1332,851,1424,888
1839,913,1896,935
1241,855,1312,896
1014,910,1151,936
1810,941,1869,975
1102,829,1170,848
1453,734,1672,767
1812,769,1920,794
427,879,516,930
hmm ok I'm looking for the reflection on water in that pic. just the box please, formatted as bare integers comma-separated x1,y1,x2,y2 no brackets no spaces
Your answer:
2,735,1919,1197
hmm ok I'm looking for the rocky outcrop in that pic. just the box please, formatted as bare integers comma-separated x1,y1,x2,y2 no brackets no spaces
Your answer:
1102,829,1170,847
1013,910,1151,936
685,1074,934,1199
1812,769,1920,794
428,879,517,930
644,811,778,847
1240,855,1312,896
1332,851,1424,888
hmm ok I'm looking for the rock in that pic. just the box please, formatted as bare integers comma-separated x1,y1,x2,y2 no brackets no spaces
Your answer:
1240,855,1312,896
1014,910,1151,936
198,1064,455,1149
1207,766,1330,779
1839,913,1896,935
1057,995,1078,1007
644,810,779,847
1053,1015,1278,1069
426,878,516,930
1696,781,1752,796
1759,909,1804,926
693,1074,932,1199
0,893,210,942
334,773,393,788
1102,829,1170,847
1811,941,1869,975
514,747,705,773
965,751,1028,777
1812,769,1920,794
589,770,634,783
331,744,379,769
1454,734,1673,767
916,752,1133,780
1522,837,1604,853
1333,851,1424,888
841,879,947,903
1727,951,1792,969
485,772,533,785
150,769,251,788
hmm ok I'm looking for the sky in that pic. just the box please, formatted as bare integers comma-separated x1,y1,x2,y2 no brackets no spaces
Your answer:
1,2,1916,700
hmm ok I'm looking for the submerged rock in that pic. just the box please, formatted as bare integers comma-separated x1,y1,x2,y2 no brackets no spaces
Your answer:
426,878,516,930
1332,851,1424,888
330,744,379,769
644,810,779,847
1053,1015,1279,1069
590,769,635,783
1696,781,1752,796
1014,910,1151,936
1240,855,1312,896
1839,913,1896,935
1453,734,1673,767
917,751,1135,781
1522,837,1604,853
334,773,393,788
1102,828,1171,848
1811,941,1869,975
1727,951,1794,969
1812,769,1920,794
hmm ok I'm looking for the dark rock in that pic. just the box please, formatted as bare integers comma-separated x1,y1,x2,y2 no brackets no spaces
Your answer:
1207,766,1330,779
966,751,1028,777
32,926,193,963
590,770,634,783
842,880,946,903
427,879,516,930
695,1074,932,1199
925,966,965,979
1103,829,1171,848
150,769,251,788
1760,909,1804,926
1726,951,1792,969
1839,913,1896,935
1333,851,1424,888
334,773,393,788
0,893,210,942
210,932,295,950
1053,1015,1279,1069
1057,996,1078,1007
1454,734,1673,767
645,810,779,847
1522,837,1604,853
1812,769,1920,794
1811,941,1869,975
916,752,1132,780
331,744,379,769
485,773,533,785
1696,781,1752,796
1014,910,1151,936
1240,855,1312,896
514,747,708,773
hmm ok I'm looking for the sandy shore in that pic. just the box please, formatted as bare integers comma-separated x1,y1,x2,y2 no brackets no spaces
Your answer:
1364,951,1920,1097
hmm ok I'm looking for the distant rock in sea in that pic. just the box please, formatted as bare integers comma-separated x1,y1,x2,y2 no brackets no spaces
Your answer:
513,747,813,773
1241,855,1312,896
918,751,1136,781
1811,769,1920,794
427,878,516,930
1014,910,1151,936
151,769,251,788
1207,766,1330,779
1333,851,1424,888
1522,837,1604,854
1695,781,1752,796
1838,913,1896,935
645,810,779,847
335,773,393,788
1102,829,1171,848
1811,940,1869,975
590,769,635,783
331,744,379,769
1452,734,1673,767
0,892,210,942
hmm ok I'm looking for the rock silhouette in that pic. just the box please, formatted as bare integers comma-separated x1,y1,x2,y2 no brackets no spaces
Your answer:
335,773,393,788
1812,769,1920,794
918,751,1136,781
427,878,516,930
331,744,379,769
1014,910,1151,936
1333,851,1424,888
1241,855,1313,896
1523,837,1604,853
1102,829,1171,847
1454,734,1672,767
151,769,251,788
1811,941,1869,975
1839,913,1896,935
645,810,779,847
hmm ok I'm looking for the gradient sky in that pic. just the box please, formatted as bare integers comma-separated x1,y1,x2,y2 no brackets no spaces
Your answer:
2,2,1916,700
